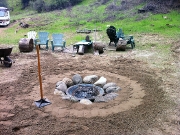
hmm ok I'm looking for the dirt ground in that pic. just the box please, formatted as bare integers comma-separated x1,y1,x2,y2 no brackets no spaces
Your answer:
0,26,180,135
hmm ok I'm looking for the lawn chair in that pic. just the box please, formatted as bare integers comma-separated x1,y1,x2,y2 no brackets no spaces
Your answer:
51,33,66,51
116,29,124,39
35,32,49,49
27,31,37,45
27,31,37,39
116,28,135,49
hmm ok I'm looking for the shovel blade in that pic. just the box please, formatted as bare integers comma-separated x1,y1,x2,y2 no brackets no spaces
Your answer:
35,98,51,108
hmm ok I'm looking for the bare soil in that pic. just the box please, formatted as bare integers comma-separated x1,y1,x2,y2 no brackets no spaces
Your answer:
0,27,180,135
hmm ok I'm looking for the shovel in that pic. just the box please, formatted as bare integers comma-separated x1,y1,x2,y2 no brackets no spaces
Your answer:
34,45,51,108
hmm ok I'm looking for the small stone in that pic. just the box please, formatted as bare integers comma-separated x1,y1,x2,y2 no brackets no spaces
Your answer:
61,95,79,102
104,92,119,100
105,86,121,93
54,89,65,96
94,96,106,102
61,95,72,100
80,99,92,105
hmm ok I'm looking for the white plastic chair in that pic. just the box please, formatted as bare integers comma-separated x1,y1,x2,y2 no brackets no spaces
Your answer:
27,31,37,47
27,31,37,39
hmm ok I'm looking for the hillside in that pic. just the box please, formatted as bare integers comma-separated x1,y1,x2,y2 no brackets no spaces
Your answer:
1,0,178,46
0,1,180,135
6,0,180,14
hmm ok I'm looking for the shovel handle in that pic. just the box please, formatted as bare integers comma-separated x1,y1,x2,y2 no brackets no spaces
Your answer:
36,45,43,99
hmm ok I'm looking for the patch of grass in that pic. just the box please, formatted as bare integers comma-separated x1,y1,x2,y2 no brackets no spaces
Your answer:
113,11,180,38
1,0,179,54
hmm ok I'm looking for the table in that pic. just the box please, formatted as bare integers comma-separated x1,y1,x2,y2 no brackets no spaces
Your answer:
73,41,93,54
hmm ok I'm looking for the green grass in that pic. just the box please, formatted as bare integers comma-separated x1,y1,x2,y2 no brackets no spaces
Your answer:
1,1,180,53
112,11,180,37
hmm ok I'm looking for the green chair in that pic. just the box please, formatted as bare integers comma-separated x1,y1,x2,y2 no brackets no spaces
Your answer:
35,32,49,49
116,28,135,49
116,28,124,39
51,33,66,51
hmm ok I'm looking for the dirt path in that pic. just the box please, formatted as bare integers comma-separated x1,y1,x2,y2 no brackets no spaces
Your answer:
0,30,180,134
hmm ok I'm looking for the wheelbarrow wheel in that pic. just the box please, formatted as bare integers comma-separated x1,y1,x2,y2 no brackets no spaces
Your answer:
131,41,135,49
4,56,12,67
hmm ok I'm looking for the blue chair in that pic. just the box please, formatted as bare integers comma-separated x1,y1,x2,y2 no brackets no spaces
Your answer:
51,33,66,51
116,28,124,39
35,32,49,49
116,28,135,49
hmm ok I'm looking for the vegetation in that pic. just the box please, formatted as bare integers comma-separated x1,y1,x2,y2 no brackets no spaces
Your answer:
0,0,179,53
0,0,7,7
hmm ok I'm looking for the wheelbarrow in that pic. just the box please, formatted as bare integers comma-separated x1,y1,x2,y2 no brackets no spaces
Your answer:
0,47,13,67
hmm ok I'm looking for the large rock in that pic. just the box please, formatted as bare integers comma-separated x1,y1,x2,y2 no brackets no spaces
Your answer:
103,82,121,93
94,76,107,87
72,74,83,85
93,42,105,54
105,86,121,93
62,77,73,87
56,81,67,93
94,93,119,102
104,92,119,100
83,75,98,84
103,82,117,90
61,95,79,102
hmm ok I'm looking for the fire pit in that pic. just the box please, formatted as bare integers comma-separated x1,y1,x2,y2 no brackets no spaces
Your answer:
66,84,104,100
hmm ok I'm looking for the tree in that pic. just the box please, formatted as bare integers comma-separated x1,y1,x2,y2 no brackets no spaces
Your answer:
28,0,82,12
0,0,8,7
21,0,30,9
32,0,45,13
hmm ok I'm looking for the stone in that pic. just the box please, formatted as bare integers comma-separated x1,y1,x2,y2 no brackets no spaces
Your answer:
105,86,121,93
103,82,117,90
94,93,119,102
104,92,119,100
54,89,65,96
72,74,83,85
94,96,107,102
83,75,98,84
94,76,107,87
62,77,73,87
80,99,92,105
56,81,67,93
61,95,79,102
93,42,105,54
